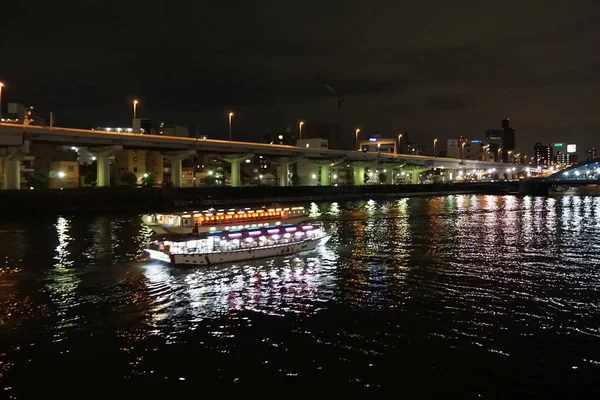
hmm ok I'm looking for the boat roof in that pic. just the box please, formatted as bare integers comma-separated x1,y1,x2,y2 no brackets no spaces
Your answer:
151,205,306,218
151,222,317,242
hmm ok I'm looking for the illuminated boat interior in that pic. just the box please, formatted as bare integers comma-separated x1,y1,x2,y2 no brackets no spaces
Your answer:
148,206,307,231
148,223,323,255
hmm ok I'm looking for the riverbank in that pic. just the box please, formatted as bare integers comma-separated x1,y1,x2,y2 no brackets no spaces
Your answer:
0,182,519,216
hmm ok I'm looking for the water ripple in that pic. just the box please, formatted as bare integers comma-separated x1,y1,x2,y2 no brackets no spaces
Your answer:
0,196,599,395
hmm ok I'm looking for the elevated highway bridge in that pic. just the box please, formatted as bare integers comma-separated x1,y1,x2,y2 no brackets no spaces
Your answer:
0,122,510,189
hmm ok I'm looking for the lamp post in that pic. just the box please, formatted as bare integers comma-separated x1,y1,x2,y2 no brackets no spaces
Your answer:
0,82,4,120
461,142,466,160
498,148,502,162
133,100,138,120
507,150,512,164
228,112,234,141
355,128,361,151
299,121,304,140
433,138,438,158
397,133,403,155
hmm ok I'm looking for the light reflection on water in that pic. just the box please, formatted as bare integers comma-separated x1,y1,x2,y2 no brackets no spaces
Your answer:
141,246,338,338
0,196,599,395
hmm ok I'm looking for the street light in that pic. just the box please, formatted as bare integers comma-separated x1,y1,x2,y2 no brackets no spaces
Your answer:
498,148,502,162
461,142,466,160
133,100,139,119
0,82,4,120
299,121,304,140
355,128,361,151
228,112,234,141
433,138,438,157
507,150,512,164
398,133,403,155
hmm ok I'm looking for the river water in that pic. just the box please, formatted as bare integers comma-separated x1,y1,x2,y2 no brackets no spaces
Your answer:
0,195,599,396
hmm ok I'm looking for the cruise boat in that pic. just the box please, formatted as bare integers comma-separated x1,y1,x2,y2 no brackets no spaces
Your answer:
145,223,333,266
142,206,308,235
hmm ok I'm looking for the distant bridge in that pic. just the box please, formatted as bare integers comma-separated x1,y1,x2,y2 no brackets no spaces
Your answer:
519,158,600,194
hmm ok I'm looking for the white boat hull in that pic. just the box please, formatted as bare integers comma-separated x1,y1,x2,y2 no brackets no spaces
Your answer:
146,215,309,235
145,234,332,266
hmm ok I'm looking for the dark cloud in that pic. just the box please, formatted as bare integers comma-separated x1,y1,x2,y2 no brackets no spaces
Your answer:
426,95,475,110
2,0,600,151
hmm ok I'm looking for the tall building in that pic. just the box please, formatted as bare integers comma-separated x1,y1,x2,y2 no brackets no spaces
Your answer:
447,137,467,158
447,138,489,160
558,143,578,164
484,119,516,162
3,103,44,125
160,123,189,137
113,149,146,184
358,135,396,153
485,129,503,161
300,121,343,149
501,118,516,162
552,142,578,165
587,147,597,161
554,151,568,165
132,118,154,134
552,143,566,165
48,161,79,189
5,103,25,122
145,151,164,184
534,143,553,166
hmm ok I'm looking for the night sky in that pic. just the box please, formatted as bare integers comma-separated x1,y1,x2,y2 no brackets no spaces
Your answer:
2,0,600,153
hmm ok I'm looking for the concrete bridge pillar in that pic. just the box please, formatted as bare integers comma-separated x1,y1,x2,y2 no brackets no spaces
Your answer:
97,155,110,187
277,157,297,186
164,150,196,187
402,167,430,184
411,170,420,184
320,164,330,186
3,158,20,190
172,159,183,187
89,145,123,187
221,154,253,187
353,162,369,185
1,142,31,190
309,160,340,186
384,170,393,184
381,164,399,184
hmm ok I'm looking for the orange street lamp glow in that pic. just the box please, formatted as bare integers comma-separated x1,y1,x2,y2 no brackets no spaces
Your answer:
299,121,304,140
0,82,4,120
228,112,234,141
355,128,361,151
397,133,403,155
133,100,139,119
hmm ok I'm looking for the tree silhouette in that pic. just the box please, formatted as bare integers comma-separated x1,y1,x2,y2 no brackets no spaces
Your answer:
84,171,97,186
291,173,300,186
141,174,155,187
121,172,137,187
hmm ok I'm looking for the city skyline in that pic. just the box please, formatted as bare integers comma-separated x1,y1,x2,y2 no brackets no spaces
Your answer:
1,1,600,153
